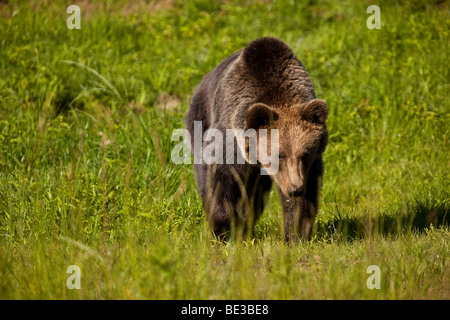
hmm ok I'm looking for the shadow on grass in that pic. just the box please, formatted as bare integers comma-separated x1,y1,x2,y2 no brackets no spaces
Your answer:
316,196,449,241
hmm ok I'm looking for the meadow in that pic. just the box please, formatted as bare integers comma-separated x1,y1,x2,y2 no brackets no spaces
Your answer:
0,0,448,299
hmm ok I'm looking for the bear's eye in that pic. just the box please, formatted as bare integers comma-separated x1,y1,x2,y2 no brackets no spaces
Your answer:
278,154,287,162
301,152,311,162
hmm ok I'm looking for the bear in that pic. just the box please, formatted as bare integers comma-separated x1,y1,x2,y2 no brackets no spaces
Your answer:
185,36,328,241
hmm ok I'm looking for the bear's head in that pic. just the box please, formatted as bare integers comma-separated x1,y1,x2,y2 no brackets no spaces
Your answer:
245,99,328,198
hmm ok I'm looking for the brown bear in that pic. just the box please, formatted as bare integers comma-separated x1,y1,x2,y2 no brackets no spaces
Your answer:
185,37,328,241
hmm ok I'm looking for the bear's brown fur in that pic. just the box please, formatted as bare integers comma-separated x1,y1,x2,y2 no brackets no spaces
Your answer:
185,37,328,241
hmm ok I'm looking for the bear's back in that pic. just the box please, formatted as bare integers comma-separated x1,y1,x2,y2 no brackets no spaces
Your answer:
186,37,316,134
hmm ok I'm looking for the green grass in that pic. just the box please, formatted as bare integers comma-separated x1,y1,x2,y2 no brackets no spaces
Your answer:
0,0,449,299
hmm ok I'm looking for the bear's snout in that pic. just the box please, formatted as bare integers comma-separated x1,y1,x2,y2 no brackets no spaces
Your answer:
289,183,305,197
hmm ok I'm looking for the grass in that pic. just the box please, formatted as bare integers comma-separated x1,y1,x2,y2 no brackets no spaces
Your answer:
0,0,449,299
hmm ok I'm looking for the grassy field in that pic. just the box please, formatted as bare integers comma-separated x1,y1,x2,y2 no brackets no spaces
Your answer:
0,0,449,299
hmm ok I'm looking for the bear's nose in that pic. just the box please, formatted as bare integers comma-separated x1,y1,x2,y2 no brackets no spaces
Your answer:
289,184,304,197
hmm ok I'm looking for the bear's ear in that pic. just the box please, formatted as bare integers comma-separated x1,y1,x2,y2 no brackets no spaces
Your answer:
299,99,328,125
245,103,278,129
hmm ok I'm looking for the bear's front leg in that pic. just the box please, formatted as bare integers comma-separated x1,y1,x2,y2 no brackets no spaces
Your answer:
196,162,252,240
279,158,323,241
281,195,317,241
194,163,232,239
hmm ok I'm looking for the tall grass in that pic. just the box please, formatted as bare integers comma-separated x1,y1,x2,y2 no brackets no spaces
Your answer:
0,0,448,299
